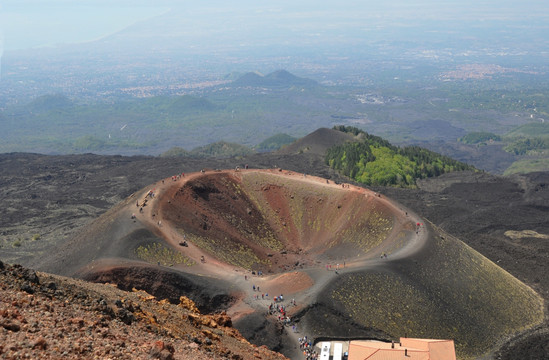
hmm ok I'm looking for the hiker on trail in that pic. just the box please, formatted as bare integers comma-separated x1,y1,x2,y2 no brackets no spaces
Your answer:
253,285,256,291
200,255,205,263
257,286,260,292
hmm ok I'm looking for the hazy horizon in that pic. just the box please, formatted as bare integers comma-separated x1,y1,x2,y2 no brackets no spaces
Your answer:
2,0,548,52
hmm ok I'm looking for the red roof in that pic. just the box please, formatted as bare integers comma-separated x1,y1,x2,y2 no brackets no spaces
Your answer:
348,338,456,360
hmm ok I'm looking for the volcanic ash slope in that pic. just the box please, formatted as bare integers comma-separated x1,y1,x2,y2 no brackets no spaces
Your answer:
297,223,544,359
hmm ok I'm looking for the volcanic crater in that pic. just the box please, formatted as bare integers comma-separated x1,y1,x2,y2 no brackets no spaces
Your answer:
159,170,404,272
35,168,544,359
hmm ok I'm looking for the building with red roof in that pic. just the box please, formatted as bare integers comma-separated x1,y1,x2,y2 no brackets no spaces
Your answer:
348,338,456,360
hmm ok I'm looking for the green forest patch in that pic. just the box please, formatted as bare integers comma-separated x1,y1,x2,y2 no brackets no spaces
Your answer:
503,158,549,175
326,126,476,187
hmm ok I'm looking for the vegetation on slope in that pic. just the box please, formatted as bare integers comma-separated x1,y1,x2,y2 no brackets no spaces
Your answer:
159,146,193,157
504,137,549,155
500,123,549,156
190,141,254,158
322,230,544,359
458,131,501,144
135,242,194,266
255,133,297,152
503,158,549,175
160,141,255,158
505,122,549,138
326,126,476,187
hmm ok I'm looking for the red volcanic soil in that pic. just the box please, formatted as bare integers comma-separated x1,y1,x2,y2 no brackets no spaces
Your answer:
0,260,287,360
153,169,415,275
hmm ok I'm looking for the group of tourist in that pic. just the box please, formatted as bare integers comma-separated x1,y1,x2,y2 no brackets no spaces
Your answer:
299,336,318,360
170,172,184,181
268,302,291,324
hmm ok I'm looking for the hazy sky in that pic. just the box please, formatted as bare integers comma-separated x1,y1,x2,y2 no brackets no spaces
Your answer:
0,2,169,51
1,0,548,52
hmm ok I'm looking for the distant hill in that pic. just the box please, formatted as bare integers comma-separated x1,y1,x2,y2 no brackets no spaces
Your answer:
276,128,356,156
255,133,297,152
458,131,501,144
232,70,318,88
231,71,264,86
161,141,254,158
159,146,192,158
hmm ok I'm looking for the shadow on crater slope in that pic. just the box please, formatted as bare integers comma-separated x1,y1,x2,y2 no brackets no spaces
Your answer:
160,170,399,272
